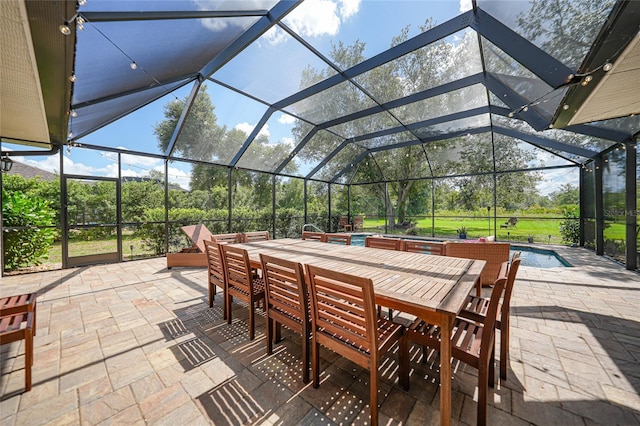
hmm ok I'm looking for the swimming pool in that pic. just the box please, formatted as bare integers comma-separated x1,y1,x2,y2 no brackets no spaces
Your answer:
348,235,571,268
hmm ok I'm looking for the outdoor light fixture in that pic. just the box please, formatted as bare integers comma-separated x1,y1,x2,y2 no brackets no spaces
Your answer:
130,61,137,70
1,154,13,173
59,23,71,35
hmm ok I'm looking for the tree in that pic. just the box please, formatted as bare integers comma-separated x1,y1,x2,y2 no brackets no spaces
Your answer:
549,183,579,206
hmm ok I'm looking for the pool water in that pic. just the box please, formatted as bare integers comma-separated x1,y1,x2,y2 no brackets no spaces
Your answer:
348,235,570,268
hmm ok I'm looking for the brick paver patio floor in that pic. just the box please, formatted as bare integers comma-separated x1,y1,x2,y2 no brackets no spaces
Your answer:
1,245,639,425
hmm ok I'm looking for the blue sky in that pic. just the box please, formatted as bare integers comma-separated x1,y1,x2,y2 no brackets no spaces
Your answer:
6,0,580,194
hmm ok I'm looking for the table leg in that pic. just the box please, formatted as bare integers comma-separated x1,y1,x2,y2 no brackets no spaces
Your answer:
440,314,454,426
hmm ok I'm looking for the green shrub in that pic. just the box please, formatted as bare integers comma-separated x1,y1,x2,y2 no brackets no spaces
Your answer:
2,191,57,270
559,208,580,244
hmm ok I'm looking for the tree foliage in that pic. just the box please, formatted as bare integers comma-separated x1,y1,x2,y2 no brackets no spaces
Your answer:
2,190,57,270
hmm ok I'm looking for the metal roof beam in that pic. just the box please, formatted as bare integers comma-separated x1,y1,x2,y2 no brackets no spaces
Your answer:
491,105,630,142
199,1,303,79
472,7,574,88
316,74,484,131
229,107,277,166
165,80,202,157
485,73,550,131
493,126,599,159
273,127,319,174
272,10,474,110
80,10,270,22
330,127,491,182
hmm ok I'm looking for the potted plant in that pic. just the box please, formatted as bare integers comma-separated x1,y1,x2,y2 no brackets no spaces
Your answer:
527,234,534,243
457,226,468,239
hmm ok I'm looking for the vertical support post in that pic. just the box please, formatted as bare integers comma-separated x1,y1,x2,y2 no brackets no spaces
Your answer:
384,182,388,234
227,168,233,232
625,142,637,270
61,151,68,268
595,157,604,255
493,173,498,238
328,183,332,233
431,179,436,237
0,147,3,276
579,165,585,247
272,174,277,239
347,184,351,226
164,160,169,255
304,179,308,227
116,153,123,262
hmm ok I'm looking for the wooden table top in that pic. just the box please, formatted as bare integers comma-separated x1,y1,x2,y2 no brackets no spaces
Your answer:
232,238,485,319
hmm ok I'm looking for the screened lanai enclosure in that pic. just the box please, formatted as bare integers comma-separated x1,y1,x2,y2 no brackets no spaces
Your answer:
1,0,638,274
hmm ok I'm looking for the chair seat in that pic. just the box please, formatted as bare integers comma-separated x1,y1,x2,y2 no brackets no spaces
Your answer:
228,277,265,296
408,317,484,361
461,295,503,328
319,317,403,355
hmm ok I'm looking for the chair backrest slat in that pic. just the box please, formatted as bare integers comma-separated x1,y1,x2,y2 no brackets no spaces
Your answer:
306,265,376,354
243,231,270,243
221,245,252,292
204,240,225,287
260,254,308,322
500,252,521,322
211,233,242,244
302,231,325,241
324,233,351,245
365,236,402,251
479,276,507,359
403,240,447,256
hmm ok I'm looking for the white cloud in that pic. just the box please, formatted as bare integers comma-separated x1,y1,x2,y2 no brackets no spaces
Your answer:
278,113,297,125
164,165,191,190
459,0,473,13
235,122,270,138
268,0,361,44
339,0,361,19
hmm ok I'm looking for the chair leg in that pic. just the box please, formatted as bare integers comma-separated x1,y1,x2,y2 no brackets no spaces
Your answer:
25,328,33,391
208,282,214,308
226,294,233,325
399,336,409,390
302,331,310,384
370,369,379,426
266,316,274,355
500,318,510,380
249,301,255,340
478,362,488,426
275,321,282,343
312,338,320,389
489,346,495,388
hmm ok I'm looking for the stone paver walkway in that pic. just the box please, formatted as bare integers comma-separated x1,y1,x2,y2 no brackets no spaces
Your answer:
1,245,639,425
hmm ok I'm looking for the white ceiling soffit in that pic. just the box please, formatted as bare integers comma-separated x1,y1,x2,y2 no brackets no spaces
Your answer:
0,0,50,146
568,32,640,126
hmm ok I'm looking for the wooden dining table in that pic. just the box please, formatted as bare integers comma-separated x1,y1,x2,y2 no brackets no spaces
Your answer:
231,238,485,426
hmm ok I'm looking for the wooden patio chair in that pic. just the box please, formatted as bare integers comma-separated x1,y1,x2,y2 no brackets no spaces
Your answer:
402,239,447,256
459,253,521,380
323,233,351,245
352,215,364,231
220,244,266,340
365,236,402,251
0,311,35,392
305,264,409,426
0,293,37,336
339,215,352,232
405,276,508,426
204,241,227,318
260,254,310,383
365,236,402,319
211,232,242,244
243,231,270,243
302,231,325,241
